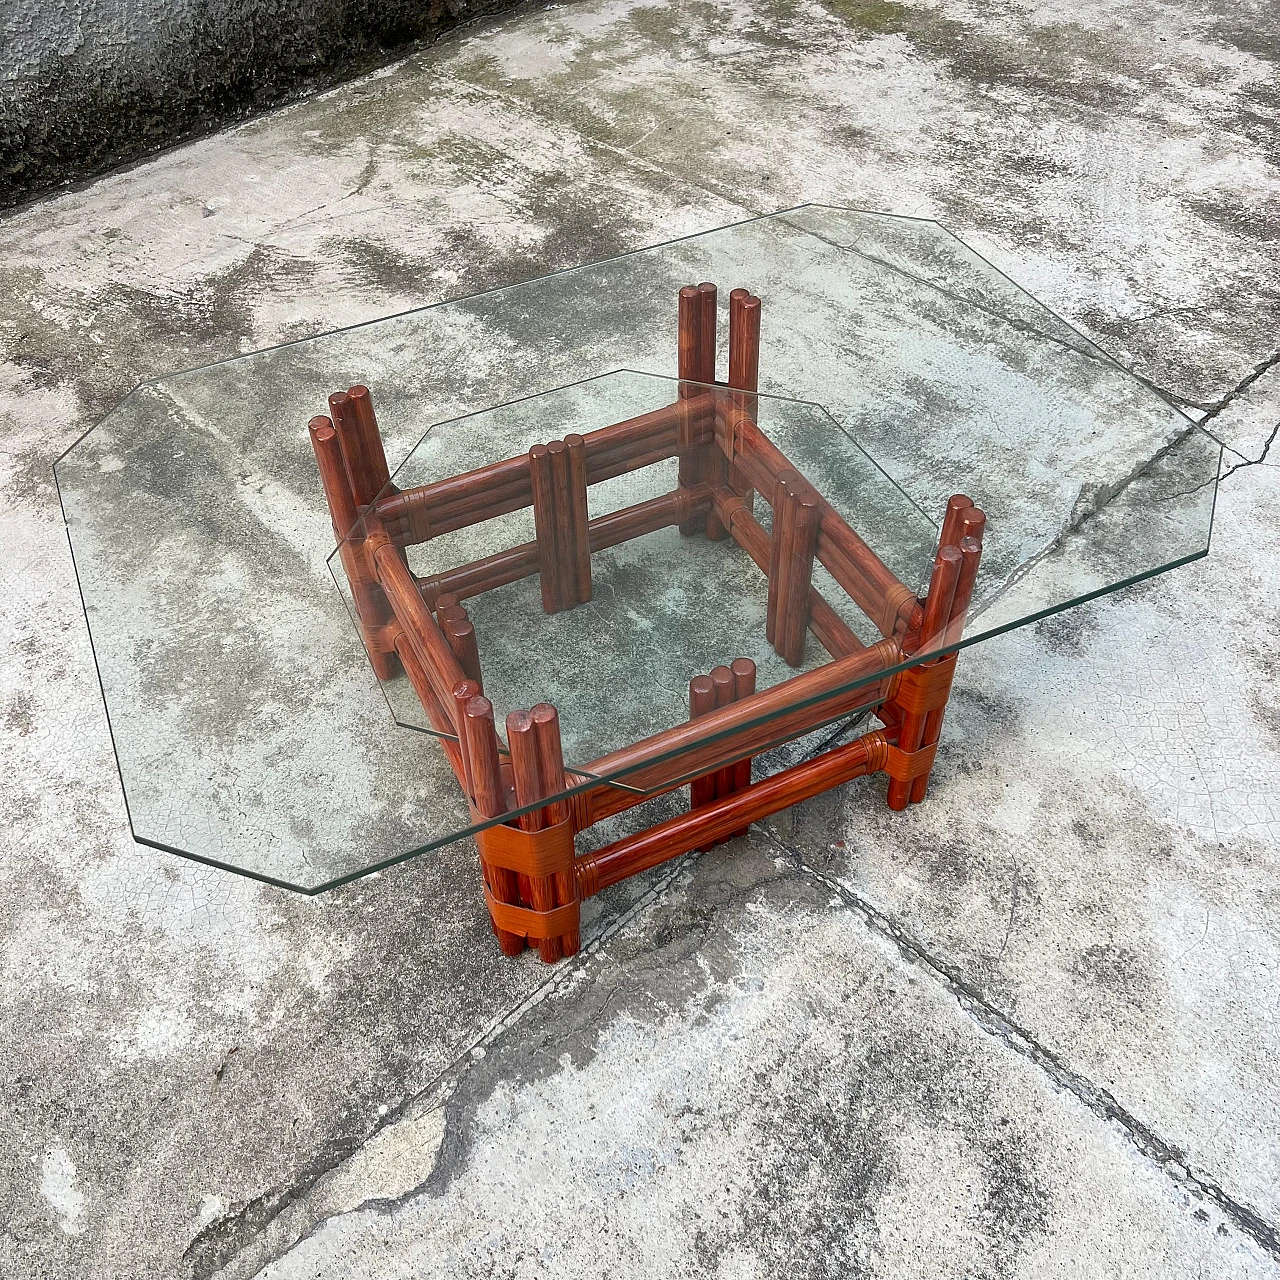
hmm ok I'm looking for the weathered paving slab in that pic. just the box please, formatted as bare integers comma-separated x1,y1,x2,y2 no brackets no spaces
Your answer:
237,837,1277,1278
0,0,1277,1276
778,455,1280,1224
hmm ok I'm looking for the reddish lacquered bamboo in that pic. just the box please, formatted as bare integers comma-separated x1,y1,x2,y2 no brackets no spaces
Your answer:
507,710,562,963
696,283,729,539
370,528,467,713
940,493,974,550
566,434,592,604
678,285,702,392
328,387,390,508
688,675,716,812
532,702,579,957
529,442,563,614
706,665,737,793
678,284,712,536
766,470,799,647
372,397,716,547
707,665,737,842
452,678,481,794
961,506,987,543
416,486,713,607
310,415,399,680
728,413,911,635
728,290,761,404
714,488,862,660
310,284,987,967
309,416,360,541
909,530,984,804
582,638,900,822
887,543,962,811
578,730,887,895
444,616,483,687
464,696,524,956
780,479,821,667
392,633,467,788
584,395,714,477
347,385,393,500
696,282,718,382
375,454,532,544
726,289,761,519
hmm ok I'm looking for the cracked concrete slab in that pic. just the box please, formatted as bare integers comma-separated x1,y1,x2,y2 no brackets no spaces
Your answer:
779,457,1280,1226
232,838,1276,1278
1,0,1278,1276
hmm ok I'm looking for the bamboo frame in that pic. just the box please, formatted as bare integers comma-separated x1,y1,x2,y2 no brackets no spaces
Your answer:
308,284,987,963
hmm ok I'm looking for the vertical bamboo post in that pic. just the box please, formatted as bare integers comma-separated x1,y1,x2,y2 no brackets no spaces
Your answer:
909,519,985,804
780,482,820,667
444,617,483,687
696,282,718,382
702,665,736,851
452,678,481,795
678,285,709,536
308,414,399,681
531,702,579,957
529,442,563,613
689,674,717,811
565,433,592,604
548,440,579,609
887,544,963,811
328,386,390,508
727,288,761,519
729,657,757,837
697,283,729,540
435,596,482,686
961,505,987,545
507,710,563,964
766,470,799,646
346,384,393,501
709,665,736,800
463,695,525,956
677,285,702,391
310,415,360,541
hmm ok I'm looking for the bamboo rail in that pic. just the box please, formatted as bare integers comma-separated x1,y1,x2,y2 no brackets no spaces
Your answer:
577,638,900,825
577,730,889,896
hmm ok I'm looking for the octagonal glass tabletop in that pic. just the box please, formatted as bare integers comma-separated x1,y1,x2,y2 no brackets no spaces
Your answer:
55,205,1221,891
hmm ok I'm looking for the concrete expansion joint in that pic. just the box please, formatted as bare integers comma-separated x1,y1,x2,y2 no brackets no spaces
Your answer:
760,830,1280,1264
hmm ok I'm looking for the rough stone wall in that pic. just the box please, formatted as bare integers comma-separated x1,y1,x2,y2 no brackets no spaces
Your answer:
0,0,522,208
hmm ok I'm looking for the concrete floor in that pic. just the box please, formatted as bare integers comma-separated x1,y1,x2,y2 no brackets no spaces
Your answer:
1,0,1278,1276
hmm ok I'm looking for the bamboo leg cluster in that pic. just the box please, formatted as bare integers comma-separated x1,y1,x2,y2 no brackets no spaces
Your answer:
883,494,986,811
677,283,722,536
506,704,579,962
306,285,988,965
433,593,483,687
530,435,592,614
308,386,400,680
686,657,758,847
765,472,822,667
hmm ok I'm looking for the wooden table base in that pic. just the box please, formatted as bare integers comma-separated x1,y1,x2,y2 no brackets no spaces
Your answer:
309,283,986,961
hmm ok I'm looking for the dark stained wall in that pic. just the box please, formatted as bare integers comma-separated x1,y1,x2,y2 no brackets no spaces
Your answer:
0,0,524,208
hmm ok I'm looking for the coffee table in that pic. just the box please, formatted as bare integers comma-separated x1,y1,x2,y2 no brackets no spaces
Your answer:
55,206,1221,963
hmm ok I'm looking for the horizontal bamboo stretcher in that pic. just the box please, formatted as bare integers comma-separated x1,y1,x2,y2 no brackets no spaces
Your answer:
309,282,986,962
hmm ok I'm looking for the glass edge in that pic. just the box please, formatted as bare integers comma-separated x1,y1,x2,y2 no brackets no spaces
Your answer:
130,540,1214,894
97,203,833,391
51,465,152,853
781,205,1208,435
